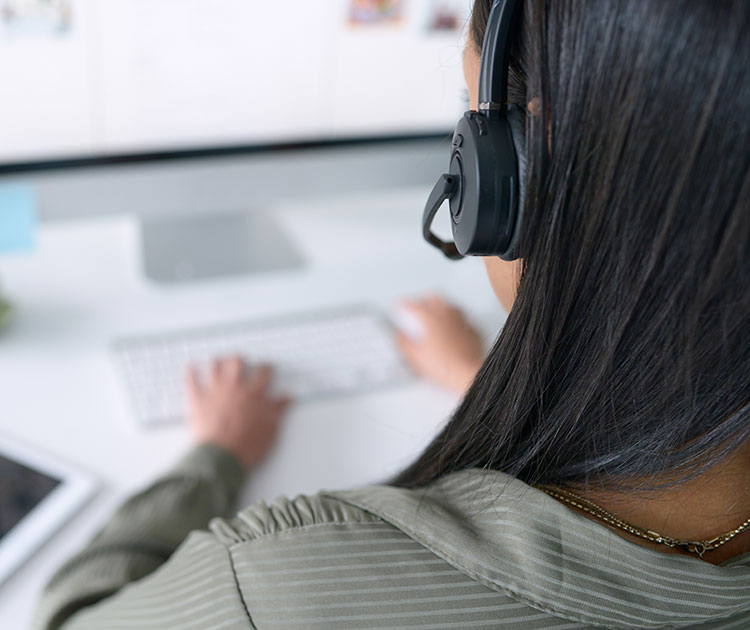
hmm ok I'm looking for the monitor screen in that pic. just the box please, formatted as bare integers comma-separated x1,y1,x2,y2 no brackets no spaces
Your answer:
0,0,472,167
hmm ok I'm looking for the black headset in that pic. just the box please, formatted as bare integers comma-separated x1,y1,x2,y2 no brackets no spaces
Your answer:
422,0,525,261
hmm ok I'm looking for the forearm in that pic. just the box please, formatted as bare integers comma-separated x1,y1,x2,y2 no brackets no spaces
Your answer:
34,444,246,630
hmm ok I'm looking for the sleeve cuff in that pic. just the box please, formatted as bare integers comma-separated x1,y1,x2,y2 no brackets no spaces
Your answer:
170,444,247,496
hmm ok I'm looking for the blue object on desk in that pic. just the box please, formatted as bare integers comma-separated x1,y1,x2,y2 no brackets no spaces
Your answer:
0,184,37,254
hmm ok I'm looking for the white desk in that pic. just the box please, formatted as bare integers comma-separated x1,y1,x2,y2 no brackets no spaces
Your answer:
0,189,505,628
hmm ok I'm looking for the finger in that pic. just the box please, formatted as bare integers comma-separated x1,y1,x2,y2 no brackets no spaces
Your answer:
187,365,203,398
250,364,273,392
211,359,223,384
225,356,246,382
396,331,420,363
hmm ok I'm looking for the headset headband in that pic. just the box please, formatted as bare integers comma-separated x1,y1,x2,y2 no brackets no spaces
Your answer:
478,0,522,111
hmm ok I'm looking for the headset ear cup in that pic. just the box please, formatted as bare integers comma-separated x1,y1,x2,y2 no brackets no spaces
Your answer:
503,105,527,260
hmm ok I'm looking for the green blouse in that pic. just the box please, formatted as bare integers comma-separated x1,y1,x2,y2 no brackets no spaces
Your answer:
34,445,750,629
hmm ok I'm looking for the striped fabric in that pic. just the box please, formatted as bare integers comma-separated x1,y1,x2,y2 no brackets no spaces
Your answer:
34,446,750,630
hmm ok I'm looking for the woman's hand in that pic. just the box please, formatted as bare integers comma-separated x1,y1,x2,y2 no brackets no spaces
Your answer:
187,358,291,470
396,295,485,395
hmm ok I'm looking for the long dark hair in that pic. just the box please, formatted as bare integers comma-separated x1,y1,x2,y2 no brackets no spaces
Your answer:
394,0,750,491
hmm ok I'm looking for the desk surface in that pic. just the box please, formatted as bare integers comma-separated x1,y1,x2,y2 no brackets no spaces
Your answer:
0,189,505,628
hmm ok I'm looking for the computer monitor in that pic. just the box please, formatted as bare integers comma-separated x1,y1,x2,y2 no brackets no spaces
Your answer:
0,0,472,282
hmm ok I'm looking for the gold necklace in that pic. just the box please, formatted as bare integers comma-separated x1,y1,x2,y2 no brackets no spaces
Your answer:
537,485,750,558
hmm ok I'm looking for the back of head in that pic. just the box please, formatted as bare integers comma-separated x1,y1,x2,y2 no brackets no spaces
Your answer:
395,0,750,490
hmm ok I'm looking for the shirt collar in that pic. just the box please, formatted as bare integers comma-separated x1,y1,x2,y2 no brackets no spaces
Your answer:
329,470,750,628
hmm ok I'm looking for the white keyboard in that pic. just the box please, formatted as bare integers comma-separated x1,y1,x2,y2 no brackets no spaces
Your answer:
112,305,412,427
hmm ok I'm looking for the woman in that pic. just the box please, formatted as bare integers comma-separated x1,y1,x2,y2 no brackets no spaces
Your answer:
35,1,750,628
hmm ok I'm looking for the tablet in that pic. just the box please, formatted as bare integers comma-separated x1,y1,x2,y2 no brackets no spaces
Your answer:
0,434,97,585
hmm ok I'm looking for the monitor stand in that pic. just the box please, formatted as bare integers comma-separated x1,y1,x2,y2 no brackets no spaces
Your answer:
140,210,305,284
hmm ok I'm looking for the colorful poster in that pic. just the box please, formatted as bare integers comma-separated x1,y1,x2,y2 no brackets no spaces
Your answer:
426,0,467,32
349,0,405,26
